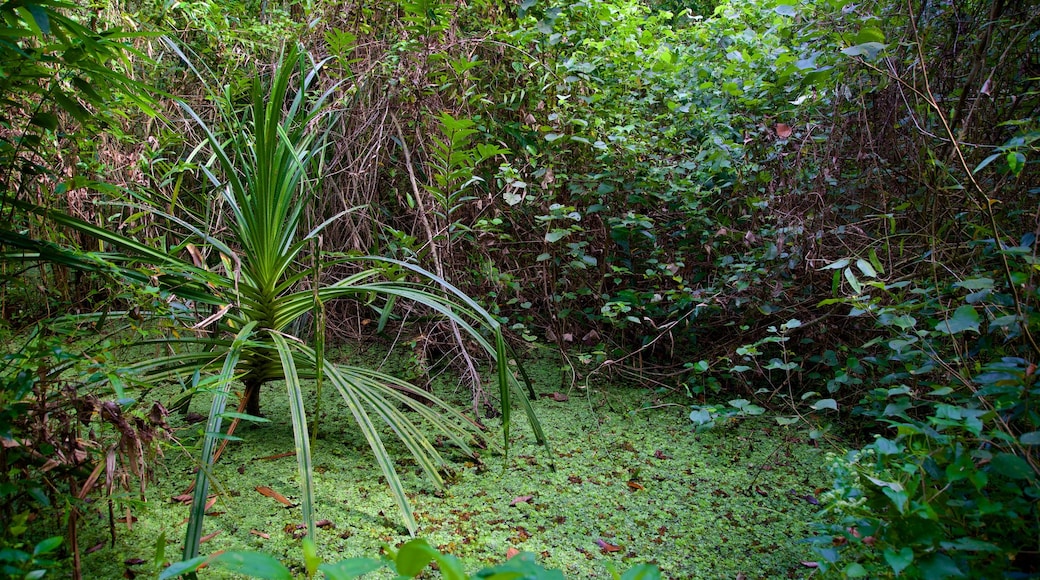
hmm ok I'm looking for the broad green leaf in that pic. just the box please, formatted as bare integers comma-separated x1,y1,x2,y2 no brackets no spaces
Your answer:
953,277,993,290
855,258,876,278
545,229,569,243
883,547,913,576
991,452,1034,480
396,539,437,576
1007,151,1026,175
843,268,862,294
25,5,50,35
774,4,797,16
319,559,386,580
917,554,965,579
1020,431,1040,445
212,552,292,580
621,564,662,580
31,537,61,556
29,112,58,131
853,26,885,44
934,305,980,334
811,399,838,411
842,42,886,59
820,258,849,270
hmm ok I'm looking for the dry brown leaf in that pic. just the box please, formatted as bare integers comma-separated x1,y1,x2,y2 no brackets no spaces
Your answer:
259,451,296,461
250,529,271,539
776,123,793,138
627,481,644,491
506,547,521,560
200,530,221,543
255,485,294,506
510,495,534,506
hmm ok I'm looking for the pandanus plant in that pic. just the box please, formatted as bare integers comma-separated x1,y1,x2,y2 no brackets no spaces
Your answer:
0,45,548,566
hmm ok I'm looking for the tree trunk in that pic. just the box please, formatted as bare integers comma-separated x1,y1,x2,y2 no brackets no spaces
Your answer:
243,377,262,418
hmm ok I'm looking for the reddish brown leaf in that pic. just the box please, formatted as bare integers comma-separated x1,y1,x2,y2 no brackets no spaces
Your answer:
626,481,644,491
259,451,296,461
551,392,569,402
250,529,271,539
510,495,533,506
776,123,792,139
568,475,583,484
316,519,335,529
200,530,220,543
86,542,104,555
256,486,294,506
595,539,622,553
171,493,193,504
506,547,521,560
653,449,669,460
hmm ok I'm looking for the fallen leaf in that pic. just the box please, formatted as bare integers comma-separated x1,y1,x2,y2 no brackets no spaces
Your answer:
86,542,104,555
259,451,296,461
653,449,669,460
568,475,583,484
510,495,534,506
124,558,146,566
249,529,270,539
200,530,220,543
183,412,206,424
256,485,295,506
801,561,819,568
736,573,747,580
627,481,644,491
506,547,521,559
316,519,334,529
776,123,792,138
171,494,193,504
595,539,622,553
551,392,569,402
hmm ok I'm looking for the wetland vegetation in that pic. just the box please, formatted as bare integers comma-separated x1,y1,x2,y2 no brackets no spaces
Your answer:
1,0,1038,578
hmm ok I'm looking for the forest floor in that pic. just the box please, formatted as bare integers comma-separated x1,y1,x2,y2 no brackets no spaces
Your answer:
76,346,829,579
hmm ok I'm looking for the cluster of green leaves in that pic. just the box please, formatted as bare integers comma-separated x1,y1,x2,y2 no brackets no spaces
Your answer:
808,248,1040,577
162,537,660,580
3,5,549,576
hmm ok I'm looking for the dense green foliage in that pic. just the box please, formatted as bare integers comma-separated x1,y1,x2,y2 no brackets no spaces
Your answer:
1,0,1038,577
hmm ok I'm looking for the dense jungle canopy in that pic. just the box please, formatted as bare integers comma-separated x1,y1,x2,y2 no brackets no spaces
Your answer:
0,0,1038,577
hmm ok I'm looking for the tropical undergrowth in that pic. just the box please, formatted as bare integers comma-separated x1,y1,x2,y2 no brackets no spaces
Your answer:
74,354,826,579
2,0,1040,578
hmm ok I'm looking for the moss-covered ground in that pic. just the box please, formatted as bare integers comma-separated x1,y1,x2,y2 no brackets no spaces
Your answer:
76,348,827,579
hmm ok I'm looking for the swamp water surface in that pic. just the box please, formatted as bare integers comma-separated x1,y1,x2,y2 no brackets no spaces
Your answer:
78,352,827,578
